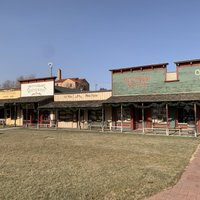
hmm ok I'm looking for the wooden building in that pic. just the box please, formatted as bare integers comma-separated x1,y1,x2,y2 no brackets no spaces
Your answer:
39,91,112,129
0,76,111,129
105,59,200,136
1,58,200,136
0,88,21,126
0,77,60,127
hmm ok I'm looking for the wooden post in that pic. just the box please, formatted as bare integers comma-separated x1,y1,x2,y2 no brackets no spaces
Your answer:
26,104,28,127
102,106,104,132
55,109,58,129
142,103,145,134
37,103,40,129
3,106,6,128
166,103,169,136
121,104,123,133
14,103,17,127
30,109,32,127
78,109,81,129
194,103,197,137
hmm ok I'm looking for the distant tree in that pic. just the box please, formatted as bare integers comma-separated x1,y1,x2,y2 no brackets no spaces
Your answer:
15,74,35,88
1,80,15,89
0,74,35,89
99,88,107,91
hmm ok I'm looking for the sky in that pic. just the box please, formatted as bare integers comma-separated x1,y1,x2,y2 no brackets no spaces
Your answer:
0,0,200,90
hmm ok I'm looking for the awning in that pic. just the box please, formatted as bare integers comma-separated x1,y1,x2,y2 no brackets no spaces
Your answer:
104,93,200,104
39,100,104,109
0,96,53,107
13,96,53,103
0,98,20,106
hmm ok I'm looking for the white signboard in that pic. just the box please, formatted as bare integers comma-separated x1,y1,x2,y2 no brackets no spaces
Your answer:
55,91,112,101
21,81,54,97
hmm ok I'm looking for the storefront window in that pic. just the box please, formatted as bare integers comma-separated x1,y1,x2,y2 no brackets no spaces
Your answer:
42,110,50,121
23,109,31,120
88,110,102,122
178,107,194,123
152,106,166,123
117,107,131,121
58,110,73,122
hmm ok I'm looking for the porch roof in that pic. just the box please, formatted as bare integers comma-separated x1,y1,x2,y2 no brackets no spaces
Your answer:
0,98,20,106
0,96,53,106
39,100,104,109
104,93,200,104
13,96,53,103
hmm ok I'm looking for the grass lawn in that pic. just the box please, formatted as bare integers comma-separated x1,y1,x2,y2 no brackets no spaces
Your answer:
0,129,199,200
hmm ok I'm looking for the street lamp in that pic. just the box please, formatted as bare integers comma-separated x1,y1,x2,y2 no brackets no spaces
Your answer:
48,62,53,77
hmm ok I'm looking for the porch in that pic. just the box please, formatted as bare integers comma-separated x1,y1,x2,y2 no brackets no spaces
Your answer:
104,93,200,137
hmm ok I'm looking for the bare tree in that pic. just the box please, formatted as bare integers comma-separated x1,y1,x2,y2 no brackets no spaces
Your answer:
99,88,108,91
15,74,35,88
0,74,35,89
1,80,15,89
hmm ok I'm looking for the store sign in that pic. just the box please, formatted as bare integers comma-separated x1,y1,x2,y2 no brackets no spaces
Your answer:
21,81,54,97
55,91,112,101
123,75,151,88
0,90,20,99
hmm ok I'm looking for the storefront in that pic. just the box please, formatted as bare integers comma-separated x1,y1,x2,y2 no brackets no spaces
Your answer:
1,58,200,136
39,91,112,129
106,59,200,136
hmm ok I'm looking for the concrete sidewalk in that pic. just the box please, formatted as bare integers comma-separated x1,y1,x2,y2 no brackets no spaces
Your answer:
147,145,200,200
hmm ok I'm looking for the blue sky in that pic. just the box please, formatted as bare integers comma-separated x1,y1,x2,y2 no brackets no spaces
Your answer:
0,0,200,90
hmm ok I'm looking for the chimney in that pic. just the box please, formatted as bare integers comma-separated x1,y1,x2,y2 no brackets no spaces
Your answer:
57,69,62,80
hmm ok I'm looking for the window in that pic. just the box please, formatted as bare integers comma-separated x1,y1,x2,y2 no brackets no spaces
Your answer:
117,107,131,121
88,110,102,122
58,110,73,122
23,109,31,120
152,106,166,123
42,110,50,121
178,107,194,123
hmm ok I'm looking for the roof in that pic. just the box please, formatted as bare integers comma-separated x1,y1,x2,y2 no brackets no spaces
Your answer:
0,88,20,91
0,96,53,104
109,63,168,73
15,96,53,103
104,93,200,104
54,86,81,94
174,58,200,65
0,96,53,105
19,76,57,83
39,100,104,109
0,98,20,106
55,78,88,84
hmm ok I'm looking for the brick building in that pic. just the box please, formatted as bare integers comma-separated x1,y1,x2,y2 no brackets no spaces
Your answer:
55,69,89,91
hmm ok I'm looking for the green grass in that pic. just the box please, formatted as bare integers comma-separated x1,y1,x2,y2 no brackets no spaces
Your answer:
0,129,199,200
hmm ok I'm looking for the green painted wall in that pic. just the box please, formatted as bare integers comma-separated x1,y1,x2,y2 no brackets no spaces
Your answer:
112,65,200,96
